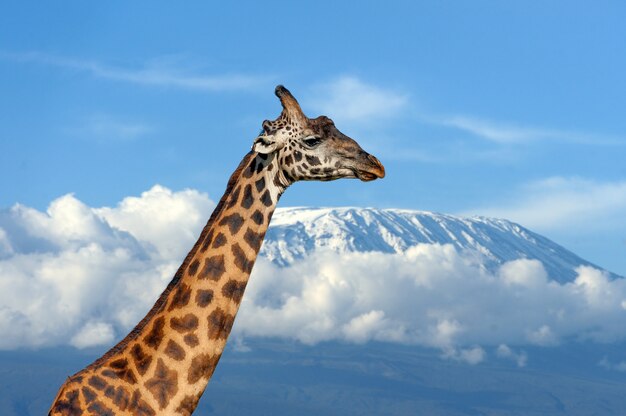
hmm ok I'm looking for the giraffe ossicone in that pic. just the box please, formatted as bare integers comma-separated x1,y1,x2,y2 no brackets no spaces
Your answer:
48,85,385,415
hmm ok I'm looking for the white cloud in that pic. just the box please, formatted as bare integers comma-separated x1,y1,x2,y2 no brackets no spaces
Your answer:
70,321,115,349
2,185,626,360
432,114,625,145
0,185,213,349
307,77,408,123
496,344,528,367
0,51,266,91
237,250,626,353
468,177,626,231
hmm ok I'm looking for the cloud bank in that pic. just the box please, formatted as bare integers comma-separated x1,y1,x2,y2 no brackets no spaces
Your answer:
1,186,626,366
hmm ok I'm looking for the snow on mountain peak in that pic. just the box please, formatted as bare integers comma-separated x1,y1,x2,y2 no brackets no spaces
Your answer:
262,207,611,283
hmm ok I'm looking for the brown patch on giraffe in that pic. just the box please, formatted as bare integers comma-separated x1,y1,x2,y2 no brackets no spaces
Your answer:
50,389,81,416
88,375,108,391
294,150,302,161
170,314,199,332
87,401,115,416
200,229,214,252
232,243,254,274
244,227,263,252
107,358,138,384
82,386,97,404
109,386,131,411
226,185,241,208
255,177,266,192
243,159,256,178
207,308,235,340
212,232,227,248
284,154,293,166
306,155,321,166
183,333,199,347
241,184,254,209
222,279,247,303
168,284,191,311
165,339,186,361
130,344,153,376
251,209,264,225
188,353,221,384
176,393,202,415
260,189,273,207
187,259,200,276
145,358,179,410
199,255,226,281
195,289,214,307
219,213,245,234
129,390,156,416
144,316,166,349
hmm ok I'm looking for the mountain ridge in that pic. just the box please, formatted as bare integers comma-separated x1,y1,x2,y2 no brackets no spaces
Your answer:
262,207,617,283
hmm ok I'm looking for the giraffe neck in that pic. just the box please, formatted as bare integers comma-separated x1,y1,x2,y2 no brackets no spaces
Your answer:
49,151,290,415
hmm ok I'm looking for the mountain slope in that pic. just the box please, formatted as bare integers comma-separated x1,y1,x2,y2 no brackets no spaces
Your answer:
262,207,615,283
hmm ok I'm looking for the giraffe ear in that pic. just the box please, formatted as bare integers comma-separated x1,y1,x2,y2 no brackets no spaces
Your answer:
252,135,282,154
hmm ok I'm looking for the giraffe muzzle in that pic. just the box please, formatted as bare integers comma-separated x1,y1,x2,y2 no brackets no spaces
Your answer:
355,153,385,182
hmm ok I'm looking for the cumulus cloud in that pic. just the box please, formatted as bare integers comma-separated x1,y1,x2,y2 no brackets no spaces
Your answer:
0,185,213,349
236,250,626,353
307,77,408,123
2,185,626,361
468,177,626,231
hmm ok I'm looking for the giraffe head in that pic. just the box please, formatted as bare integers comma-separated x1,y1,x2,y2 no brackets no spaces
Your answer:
252,85,385,183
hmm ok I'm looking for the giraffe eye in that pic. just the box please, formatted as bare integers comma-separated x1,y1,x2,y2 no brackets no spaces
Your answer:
303,137,322,147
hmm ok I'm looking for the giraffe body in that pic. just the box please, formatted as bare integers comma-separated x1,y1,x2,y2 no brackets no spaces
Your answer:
49,86,384,415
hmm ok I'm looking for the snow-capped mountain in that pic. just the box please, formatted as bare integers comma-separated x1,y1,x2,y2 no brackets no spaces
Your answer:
262,207,616,283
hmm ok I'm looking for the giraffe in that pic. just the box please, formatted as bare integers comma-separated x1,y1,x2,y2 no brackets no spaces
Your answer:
48,85,385,415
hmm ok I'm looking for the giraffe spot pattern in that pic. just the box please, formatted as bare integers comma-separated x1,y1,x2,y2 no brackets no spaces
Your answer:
108,385,131,411
168,284,191,311
165,339,186,361
222,279,247,303
50,389,81,415
87,401,115,416
251,210,264,225
129,390,156,416
130,344,153,376
88,375,108,391
144,316,166,350
145,358,178,410
170,314,199,332
195,289,214,307
231,243,254,274
260,189,273,207
255,177,266,192
207,308,235,340
188,353,221,384
82,386,97,404
187,259,200,276
183,333,200,347
226,185,241,208
219,213,245,235
200,229,215,252
244,228,263,252
107,358,137,384
200,255,226,281
305,155,321,166
176,393,202,415
212,232,227,248
241,184,254,209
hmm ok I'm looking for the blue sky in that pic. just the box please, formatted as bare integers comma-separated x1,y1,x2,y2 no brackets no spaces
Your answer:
1,1,626,275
